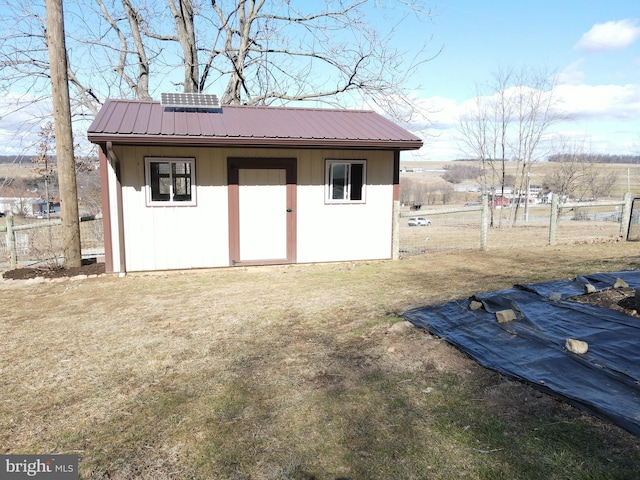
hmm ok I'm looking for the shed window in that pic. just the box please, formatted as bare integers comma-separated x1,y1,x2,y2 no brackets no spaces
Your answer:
325,160,366,203
145,157,196,206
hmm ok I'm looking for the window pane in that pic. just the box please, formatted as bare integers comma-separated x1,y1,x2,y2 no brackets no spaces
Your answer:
159,178,171,195
331,163,348,200
151,162,171,201
172,162,192,201
174,177,186,196
173,177,192,201
173,162,187,175
350,163,363,201
157,162,170,175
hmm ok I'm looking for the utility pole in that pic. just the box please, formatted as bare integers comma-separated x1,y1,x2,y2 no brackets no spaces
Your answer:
45,0,82,268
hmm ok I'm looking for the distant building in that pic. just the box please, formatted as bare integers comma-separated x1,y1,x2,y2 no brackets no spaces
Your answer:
0,197,48,216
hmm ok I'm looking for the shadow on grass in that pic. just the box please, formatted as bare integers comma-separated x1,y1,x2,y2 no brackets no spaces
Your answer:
68,331,639,479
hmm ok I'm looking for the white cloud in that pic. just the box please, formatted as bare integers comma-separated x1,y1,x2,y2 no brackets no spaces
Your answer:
575,19,640,53
553,83,640,120
406,82,640,161
406,95,462,131
0,93,53,155
556,60,585,85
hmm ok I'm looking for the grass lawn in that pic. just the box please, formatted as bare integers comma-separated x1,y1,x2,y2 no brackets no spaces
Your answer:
2,242,640,479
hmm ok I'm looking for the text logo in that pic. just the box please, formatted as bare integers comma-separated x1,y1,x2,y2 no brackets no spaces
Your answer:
1,455,78,479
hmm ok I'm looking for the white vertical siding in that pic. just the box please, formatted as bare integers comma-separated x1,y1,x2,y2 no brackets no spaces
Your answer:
116,146,395,271
119,145,230,272
296,149,394,263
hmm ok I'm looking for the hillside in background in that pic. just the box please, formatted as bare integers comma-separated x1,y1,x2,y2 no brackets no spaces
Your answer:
0,155,39,164
447,154,640,164
547,154,640,164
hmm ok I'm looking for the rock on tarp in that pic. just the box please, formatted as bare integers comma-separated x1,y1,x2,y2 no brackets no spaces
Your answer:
401,270,640,436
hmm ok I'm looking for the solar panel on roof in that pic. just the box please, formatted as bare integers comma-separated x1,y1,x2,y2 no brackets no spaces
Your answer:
161,93,221,112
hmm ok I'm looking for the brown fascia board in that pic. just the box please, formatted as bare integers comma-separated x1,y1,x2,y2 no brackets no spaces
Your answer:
87,133,424,151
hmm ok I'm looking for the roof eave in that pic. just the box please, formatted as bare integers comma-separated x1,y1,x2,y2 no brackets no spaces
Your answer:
87,134,423,151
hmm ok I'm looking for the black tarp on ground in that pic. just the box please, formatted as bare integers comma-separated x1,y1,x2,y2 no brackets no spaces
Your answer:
401,270,640,436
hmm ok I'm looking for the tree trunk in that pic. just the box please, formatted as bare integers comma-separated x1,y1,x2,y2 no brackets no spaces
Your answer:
45,0,82,268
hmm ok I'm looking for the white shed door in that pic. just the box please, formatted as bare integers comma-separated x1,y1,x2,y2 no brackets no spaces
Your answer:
238,168,288,261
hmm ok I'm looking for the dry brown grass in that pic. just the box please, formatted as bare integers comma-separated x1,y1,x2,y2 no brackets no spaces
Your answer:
2,242,640,479
0,163,38,180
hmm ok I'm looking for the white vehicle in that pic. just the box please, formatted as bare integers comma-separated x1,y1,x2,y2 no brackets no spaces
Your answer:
408,217,431,226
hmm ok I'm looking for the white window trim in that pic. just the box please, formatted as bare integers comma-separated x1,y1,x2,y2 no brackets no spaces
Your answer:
145,157,196,206
325,159,367,204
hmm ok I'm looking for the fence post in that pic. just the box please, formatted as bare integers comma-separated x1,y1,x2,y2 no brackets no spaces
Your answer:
392,200,400,260
480,194,488,251
620,192,632,240
549,194,558,245
6,214,17,269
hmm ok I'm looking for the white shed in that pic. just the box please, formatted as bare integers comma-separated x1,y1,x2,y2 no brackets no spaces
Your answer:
87,94,423,274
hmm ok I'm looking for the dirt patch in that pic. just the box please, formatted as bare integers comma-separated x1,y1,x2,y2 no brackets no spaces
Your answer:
572,287,639,318
2,260,105,280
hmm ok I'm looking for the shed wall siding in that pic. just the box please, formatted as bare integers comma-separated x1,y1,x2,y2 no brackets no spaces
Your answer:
116,145,395,271
295,149,394,263
118,145,230,272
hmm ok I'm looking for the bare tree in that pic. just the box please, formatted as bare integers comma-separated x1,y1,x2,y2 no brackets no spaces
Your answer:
439,181,455,205
458,65,563,226
32,122,57,220
1,0,436,118
458,72,514,226
585,164,618,199
399,177,423,207
509,68,562,224
543,137,619,202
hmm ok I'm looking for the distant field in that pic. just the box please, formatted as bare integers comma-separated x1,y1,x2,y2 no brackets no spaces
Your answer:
401,160,640,198
0,162,39,179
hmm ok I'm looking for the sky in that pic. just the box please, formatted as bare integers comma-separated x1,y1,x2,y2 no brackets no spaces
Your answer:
402,0,640,161
0,0,638,162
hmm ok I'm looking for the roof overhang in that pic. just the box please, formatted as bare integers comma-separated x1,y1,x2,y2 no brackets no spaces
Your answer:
87,133,423,151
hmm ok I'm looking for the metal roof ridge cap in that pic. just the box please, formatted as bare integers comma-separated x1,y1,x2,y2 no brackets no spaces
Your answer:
220,104,377,114
104,98,161,105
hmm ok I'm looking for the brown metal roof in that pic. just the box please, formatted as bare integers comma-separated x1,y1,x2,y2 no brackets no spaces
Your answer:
87,99,423,150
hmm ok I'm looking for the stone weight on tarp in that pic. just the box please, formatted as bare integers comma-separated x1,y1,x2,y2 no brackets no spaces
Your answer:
469,300,484,311
496,309,516,323
614,278,629,289
566,338,589,354
549,292,562,302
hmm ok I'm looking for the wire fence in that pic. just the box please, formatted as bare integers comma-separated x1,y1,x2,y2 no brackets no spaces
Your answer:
0,215,104,269
2,195,639,269
399,194,637,257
